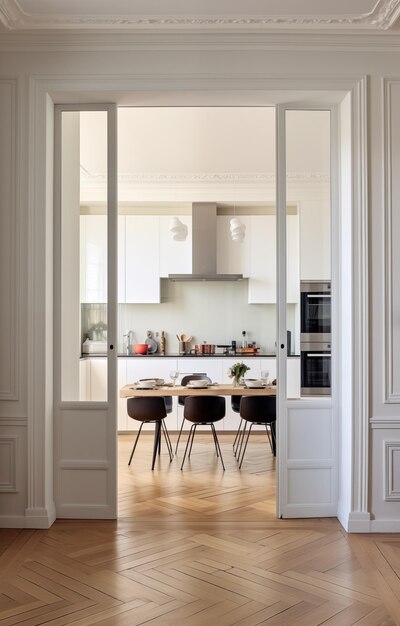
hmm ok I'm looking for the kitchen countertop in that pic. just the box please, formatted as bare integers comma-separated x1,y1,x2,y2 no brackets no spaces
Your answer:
81,353,300,358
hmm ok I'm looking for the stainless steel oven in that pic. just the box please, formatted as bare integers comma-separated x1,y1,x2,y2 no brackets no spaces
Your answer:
301,342,331,396
301,281,331,343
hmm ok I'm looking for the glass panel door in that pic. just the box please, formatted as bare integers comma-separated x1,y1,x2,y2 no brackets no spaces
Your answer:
54,104,117,519
277,105,337,518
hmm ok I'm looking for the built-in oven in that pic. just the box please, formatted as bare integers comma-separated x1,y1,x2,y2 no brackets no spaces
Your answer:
301,281,331,343
301,342,331,396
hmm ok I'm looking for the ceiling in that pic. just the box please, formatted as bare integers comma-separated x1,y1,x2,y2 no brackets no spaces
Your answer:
1,0,399,32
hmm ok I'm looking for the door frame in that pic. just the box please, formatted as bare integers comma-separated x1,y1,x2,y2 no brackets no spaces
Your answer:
25,75,369,531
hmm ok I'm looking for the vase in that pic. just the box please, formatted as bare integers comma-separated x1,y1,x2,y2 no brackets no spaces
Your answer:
233,376,240,387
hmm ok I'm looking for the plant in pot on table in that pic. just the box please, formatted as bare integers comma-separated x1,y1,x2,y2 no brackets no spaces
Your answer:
228,362,250,386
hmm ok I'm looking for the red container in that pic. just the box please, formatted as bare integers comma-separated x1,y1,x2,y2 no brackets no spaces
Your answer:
134,343,148,355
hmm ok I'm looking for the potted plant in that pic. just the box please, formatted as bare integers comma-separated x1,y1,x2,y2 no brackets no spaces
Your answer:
228,362,250,386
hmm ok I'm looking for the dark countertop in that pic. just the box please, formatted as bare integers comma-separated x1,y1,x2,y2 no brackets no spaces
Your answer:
81,353,300,359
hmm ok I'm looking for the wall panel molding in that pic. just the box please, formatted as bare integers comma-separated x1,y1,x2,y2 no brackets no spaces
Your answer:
0,436,17,492
384,440,400,500
0,78,19,402
384,78,400,403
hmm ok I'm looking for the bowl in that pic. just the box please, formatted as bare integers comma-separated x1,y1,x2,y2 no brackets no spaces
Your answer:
134,343,148,355
137,380,156,389
245,379,264,388
188,380,209,388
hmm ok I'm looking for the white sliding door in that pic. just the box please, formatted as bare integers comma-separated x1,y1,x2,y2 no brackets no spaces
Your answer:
54,105,118,518
276,105,338,518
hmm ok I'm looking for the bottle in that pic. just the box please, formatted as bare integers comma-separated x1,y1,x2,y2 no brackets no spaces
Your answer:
160,331,166,355
242,330,247,349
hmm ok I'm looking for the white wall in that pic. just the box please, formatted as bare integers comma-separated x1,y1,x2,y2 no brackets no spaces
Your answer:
0,36,398,529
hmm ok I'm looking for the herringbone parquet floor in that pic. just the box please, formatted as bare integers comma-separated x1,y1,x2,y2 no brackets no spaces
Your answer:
1,434,400,625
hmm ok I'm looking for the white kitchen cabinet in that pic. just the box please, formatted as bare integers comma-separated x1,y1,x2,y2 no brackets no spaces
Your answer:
80,215,107,303
217,215,250,277
159,216,192,277
125,216,160,303
90,357,107,401
300,198,331,281
126,358,178,431
248,215,299,304
79,358,91,401
80,214,126,303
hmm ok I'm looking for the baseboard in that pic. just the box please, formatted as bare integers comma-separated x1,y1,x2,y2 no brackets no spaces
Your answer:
347,511,372,533
0,515,26,528
370,520,400,532
24,502,56,529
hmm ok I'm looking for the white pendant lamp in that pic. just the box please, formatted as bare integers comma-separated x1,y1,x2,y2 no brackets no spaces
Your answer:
230,204,245,243
169,217,188,241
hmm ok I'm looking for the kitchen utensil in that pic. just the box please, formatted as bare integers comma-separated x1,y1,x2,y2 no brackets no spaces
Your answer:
134,344,148,354
145,330,158,353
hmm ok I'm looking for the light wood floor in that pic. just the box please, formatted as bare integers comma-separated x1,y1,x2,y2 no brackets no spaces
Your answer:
1,434,400,625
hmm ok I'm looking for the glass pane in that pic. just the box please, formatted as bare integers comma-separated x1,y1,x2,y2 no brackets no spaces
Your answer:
61,110,108,401
285,110,331,399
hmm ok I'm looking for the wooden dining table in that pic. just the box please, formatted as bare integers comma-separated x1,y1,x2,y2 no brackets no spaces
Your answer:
120,383,276,398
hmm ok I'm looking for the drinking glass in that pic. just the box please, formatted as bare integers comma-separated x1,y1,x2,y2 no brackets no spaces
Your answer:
261,369,269,384
170,369,179,386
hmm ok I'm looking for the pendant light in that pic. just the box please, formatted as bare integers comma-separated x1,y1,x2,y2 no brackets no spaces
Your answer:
230,202,245,243
169,216,188,241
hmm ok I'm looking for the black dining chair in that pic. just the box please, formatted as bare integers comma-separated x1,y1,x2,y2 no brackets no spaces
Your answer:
127,397,173,470
237,395,276,469
180,396,226,470
138,379,174,453
175,373,211,453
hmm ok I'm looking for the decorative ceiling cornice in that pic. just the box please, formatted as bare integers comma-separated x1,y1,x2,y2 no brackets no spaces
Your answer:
1,0,400,31
80,169,330,186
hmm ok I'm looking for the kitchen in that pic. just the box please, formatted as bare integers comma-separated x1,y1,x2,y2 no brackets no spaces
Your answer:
57,104,333,518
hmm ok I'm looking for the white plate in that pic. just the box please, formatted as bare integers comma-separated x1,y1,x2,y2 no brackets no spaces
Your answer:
187,383,209,389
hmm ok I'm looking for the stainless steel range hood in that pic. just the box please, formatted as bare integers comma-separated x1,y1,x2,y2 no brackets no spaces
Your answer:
169,203,243,282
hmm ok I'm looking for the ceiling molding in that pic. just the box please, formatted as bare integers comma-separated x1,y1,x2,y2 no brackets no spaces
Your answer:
1,0,400,32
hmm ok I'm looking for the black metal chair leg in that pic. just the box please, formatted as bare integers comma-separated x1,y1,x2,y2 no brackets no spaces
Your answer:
188,424,197,457
175,417,186,453
181,424,195,470
158,426,161,455
151,421,162,470
265,424,273,453
239,423,253,469
162,421,173,459
128,422,144,465
211,424,225,471
270,421,277,457
233,418,243,456
237,421,248,463
211,424,220,457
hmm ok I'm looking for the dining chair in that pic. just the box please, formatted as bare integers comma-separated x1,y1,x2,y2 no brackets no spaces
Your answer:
127,397,173,470
180,396,226,470
175,373,211,453
237,395,276,469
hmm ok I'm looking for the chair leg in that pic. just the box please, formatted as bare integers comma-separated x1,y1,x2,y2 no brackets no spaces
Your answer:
162,421,173,460
175,417,186,453
128,422,144,465
270,421,277,457
237,421,247,463
181,424,195,470
233,418,243,456
188,424,197,457
239,423,253,469
158,427,161,455
265,424,273,453
211,424,220,457
151,421,162,471
211,424,225,471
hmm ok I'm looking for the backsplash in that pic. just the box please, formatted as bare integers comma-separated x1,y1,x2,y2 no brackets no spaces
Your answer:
81,280,298,354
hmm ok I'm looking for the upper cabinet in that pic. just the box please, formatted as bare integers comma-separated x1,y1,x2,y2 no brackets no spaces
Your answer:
125,216,160,303
217,216,250,277
159,216,192,277
300,200,331,281
80,214,126,304
248,215,299,304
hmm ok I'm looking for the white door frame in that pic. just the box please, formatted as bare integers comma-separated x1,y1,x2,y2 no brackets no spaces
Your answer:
25,75,368,531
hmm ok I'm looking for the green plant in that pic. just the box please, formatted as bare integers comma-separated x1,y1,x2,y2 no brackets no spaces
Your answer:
228,362,250,381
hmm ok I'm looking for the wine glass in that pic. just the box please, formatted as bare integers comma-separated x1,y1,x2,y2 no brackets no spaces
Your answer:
261,369,269,385
170,369,179,386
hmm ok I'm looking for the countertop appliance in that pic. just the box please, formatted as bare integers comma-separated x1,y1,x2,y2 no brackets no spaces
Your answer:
300,281,331,396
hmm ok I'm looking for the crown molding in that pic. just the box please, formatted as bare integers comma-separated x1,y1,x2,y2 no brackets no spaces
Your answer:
2,31,400,52
1,0,400,32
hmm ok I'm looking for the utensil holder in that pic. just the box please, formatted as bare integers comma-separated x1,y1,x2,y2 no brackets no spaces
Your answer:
179,341,186,355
